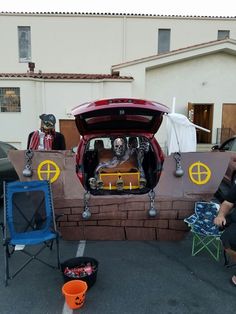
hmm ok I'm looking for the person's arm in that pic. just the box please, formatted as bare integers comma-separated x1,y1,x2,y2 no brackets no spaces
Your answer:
214,200,234,227
214,183,236,226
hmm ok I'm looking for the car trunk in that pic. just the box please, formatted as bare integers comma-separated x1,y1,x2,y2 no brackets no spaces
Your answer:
81,135,164,195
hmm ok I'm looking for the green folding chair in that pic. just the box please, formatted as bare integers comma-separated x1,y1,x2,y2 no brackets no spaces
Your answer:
191,231,222,261
184,202,223,261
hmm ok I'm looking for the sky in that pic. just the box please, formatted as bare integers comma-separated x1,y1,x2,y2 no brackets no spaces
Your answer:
0,0,235,17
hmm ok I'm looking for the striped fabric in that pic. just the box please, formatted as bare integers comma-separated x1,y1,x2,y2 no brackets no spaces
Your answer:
29,130,53,150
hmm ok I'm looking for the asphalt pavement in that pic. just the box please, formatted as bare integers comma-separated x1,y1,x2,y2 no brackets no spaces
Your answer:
0,182,236,314
0,232,236,313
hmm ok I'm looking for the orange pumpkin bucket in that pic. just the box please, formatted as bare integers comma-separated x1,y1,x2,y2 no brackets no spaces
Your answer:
62,280,88,310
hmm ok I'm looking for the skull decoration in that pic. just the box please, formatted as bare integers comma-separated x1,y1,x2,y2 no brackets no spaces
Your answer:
88,177,97,189
113,137,126,157
116,176,124,191
139,177,147,189
96,178,104,190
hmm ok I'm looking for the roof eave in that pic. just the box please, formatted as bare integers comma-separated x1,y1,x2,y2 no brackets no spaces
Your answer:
112,38,236,70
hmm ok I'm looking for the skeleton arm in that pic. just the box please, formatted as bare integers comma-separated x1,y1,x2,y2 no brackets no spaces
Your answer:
137,138,150,178
95,157,120,176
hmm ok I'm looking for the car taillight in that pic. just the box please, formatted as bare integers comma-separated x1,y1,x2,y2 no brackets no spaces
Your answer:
94,98,146,106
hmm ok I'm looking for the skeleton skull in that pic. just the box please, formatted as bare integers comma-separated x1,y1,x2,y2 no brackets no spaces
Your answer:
113,137,126,157
116,177,124,191
88,177,97,189
96,178,104,190
139,177,147,189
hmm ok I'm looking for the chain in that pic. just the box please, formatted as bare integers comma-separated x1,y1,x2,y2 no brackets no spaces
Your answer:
23,149,34,177
173,152,181,166
148,189,157,217
173,152,184,177
84,191,91,210
148,190,155,210
82,191,91,219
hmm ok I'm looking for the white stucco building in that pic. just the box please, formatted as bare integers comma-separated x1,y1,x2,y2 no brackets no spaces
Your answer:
0,12,236,149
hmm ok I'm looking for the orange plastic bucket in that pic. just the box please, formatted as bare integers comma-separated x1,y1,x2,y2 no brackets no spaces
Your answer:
62,279,88,310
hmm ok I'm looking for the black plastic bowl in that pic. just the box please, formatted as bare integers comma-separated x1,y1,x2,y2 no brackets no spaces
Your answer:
61,257,99,289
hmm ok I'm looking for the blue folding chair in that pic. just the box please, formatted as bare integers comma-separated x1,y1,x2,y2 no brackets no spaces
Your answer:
1,180,60,286
184,201,223,261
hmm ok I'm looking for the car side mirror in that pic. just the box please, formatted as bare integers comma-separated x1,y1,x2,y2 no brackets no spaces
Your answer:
211,145,219,151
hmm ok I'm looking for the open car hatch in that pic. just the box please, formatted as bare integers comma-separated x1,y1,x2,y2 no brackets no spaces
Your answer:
71,98,170,136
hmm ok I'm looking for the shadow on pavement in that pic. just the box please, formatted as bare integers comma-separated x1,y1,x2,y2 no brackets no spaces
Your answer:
0,186,236,314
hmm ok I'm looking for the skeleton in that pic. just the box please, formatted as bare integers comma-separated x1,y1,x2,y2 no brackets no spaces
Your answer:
88,136,149,190
113,137,126,157
137,137,149,188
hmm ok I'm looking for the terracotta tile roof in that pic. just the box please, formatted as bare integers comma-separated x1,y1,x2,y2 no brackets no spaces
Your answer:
0,72,133,80
0,11,236,19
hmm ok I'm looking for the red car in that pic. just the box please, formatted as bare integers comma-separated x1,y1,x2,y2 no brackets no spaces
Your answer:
72,98,170,195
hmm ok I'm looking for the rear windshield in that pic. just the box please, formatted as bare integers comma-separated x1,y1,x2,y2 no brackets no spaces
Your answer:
76,107,163,133
86,136,148,151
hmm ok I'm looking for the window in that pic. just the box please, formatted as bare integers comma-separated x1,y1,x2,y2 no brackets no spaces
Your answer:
0,88,21,112
0,146,7,159
221,139,233,151
158,29,171,54
231,139,236,152
218,30,230,40
18,26,31,62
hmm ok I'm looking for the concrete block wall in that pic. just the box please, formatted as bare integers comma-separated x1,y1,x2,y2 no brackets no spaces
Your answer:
8,150,219,242
55,197,199,241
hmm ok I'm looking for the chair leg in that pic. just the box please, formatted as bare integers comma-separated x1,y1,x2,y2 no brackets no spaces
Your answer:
56,237,60,269
215,240,221,261
47,239,54,250
4,240,61,285
4,245,10,287
45,239,60,268
192,233,221,261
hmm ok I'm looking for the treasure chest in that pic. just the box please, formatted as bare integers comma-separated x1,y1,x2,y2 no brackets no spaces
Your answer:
99,171,140,190
98,150,140,190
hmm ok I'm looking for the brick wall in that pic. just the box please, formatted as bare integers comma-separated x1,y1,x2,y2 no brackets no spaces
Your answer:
55,196,201,241
8,150,220,242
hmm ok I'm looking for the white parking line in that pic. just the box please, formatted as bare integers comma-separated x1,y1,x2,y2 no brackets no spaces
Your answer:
62,240,86,314
76,240,86,257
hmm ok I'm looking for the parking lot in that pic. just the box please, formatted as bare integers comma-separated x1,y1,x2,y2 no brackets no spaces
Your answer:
0,201,236,314
0,182,235,314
